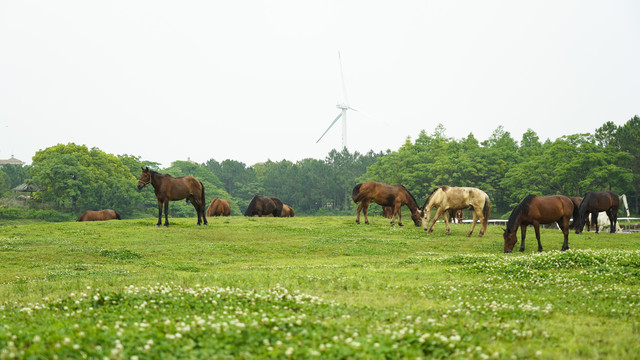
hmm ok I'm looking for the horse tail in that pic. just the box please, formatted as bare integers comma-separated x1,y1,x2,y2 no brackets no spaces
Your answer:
199,181,206,214
351,183,363,203
482,194,491,227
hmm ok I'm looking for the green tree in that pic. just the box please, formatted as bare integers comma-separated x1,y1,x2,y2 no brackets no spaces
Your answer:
30,143,142,214
616,115,640,213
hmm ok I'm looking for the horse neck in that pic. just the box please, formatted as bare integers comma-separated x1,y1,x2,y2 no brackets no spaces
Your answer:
402,190,419,213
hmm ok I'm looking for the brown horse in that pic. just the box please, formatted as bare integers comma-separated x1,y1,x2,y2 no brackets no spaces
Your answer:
448,209,463,224
382,206,393,218
206,198,231,217
503,195,578,253
281,204,295,217
77,209,121,222
421,186,491,237
244,195,283,217
137,167,207,227
351,182,421,227
575,190,619,234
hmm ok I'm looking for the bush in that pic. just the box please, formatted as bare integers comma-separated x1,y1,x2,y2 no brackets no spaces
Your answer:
0,206,75,222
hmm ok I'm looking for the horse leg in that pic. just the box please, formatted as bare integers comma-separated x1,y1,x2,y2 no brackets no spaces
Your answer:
362,200,371,225
519,224,527,252
194,197,203,225
429,208,444,234
395,205,403,226
466,210,479,237
592,211,599,234
606,209,615,233
533,223,543,252
561,217,570,251
443,209,451,234
355,202,364,224
156,200,163,227
163,200,170,227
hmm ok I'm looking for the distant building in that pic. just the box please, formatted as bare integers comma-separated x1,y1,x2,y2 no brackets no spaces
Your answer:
12,182,40,200
0,155,25,167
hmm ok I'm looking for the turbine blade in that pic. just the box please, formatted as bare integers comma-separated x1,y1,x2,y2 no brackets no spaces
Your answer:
316,112,343,143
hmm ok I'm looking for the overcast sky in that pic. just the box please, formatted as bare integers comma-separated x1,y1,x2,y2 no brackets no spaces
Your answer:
1,1,639,167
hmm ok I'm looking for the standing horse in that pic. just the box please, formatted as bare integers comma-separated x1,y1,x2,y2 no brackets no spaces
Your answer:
503,195,578,253
244,195,283,217
575,191,619,234
351,182,421,227
421,186,491,237
137,167,207,227
206,198,231,217
77,209,121,222
281,204,295,217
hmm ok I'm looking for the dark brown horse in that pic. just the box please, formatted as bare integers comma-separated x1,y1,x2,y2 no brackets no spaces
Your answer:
575,191,619,234
206,198,231,217
503,195,578,253
137,167,207,227
77,209,121,222
244,195,283,217
281,204,295,217
351,182,421,227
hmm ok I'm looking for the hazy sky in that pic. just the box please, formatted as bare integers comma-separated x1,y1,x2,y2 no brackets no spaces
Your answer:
1,1,639,167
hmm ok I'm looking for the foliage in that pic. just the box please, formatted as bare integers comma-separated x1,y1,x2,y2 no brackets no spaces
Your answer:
29,144,143,215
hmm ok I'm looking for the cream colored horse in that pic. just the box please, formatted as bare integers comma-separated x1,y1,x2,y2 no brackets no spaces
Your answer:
421,186,491,237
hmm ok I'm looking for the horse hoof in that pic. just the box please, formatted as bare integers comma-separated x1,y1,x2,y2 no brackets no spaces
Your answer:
356,221,360,225
398,223,404,227
365,221,370,225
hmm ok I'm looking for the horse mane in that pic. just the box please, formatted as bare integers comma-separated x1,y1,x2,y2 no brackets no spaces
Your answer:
400,185,418,208
506,194,536,232
421,186,443,210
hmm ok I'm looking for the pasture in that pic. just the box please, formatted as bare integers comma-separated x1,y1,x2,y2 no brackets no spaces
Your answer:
1,216,639,359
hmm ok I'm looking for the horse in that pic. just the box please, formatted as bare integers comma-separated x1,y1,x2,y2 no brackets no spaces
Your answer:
206,198,231,217
137,167,207,227
244,195,283,217
351,181,421,227
77,209,121,222
281,204,295,217
503,195,578,253
382,206,393,218
449,209,463,224
421,186,491,237
575,191,619,234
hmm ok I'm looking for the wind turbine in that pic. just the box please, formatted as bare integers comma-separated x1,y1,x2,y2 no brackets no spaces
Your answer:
316,52,358,149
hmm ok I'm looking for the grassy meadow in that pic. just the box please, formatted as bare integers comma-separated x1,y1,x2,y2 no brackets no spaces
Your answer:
0,215,639,359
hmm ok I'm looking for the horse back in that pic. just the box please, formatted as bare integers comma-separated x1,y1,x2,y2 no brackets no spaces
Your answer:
529,195,574,224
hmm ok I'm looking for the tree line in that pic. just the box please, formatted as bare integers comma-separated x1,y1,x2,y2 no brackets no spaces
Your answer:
1,115,638,218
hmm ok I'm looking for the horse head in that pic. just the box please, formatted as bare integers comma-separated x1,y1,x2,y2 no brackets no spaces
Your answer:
503,228,517,253
410,209,422,226
137,167,151,190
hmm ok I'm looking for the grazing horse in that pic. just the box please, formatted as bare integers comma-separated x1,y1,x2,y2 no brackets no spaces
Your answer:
351,181,421,227
206,198,231,217
244,195,283,217
281,204,295,217
77,209,121,222
421,186,491,237
137,167,207,227
575,191,619,234
503,195,578,253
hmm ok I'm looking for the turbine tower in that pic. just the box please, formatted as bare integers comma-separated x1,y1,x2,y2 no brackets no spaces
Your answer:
316,52,357,149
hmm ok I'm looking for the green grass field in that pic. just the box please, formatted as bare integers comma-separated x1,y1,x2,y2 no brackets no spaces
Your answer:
1,216,639,359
